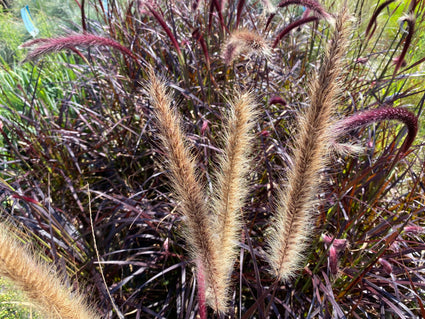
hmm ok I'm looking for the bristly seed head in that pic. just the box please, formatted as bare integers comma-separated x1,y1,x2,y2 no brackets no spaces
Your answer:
266,6,352,282
222,29,271,64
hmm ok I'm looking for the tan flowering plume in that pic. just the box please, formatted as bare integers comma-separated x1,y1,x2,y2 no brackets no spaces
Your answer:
266,7,352,282
0,223,98,319
222,28,271,64
147,69,257,313
209,92,258,310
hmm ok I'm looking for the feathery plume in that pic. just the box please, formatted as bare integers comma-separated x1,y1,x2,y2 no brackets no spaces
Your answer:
210,92,258,311
0,223,98,319
147,70,223,311
148,70,257,313
222,28,271,64
266,7,351,281
20,34,138,63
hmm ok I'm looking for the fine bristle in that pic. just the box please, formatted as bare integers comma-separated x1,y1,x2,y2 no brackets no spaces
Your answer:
266,6,352,281
0,224,98,319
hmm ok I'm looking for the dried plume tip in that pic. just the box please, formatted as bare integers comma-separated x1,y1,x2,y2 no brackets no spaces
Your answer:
0,223,98,319
20,33,137,63
266,6,352,282
222,28,271,64
210,91,258,311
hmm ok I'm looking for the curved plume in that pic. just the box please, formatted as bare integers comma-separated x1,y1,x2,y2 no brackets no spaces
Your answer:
273,16,319,48
20,33,138,63
333,106,418,155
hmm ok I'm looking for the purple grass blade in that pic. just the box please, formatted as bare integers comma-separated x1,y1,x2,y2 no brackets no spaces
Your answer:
265,13,276,31
273,16,318,48
365,0,395,38
236,0,246,28
192,28,211,68
208,0,228,33
146,5,183,58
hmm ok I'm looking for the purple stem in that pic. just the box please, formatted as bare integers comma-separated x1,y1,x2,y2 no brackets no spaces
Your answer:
273,16,318,48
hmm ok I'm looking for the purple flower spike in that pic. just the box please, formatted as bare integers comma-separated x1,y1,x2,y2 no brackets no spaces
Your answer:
365,0,396,39
21,33,138,64
269,96,287,106
378,258,393,275
329,245,338,275
334,106,418,155
403,225,424,234
321,234,348,252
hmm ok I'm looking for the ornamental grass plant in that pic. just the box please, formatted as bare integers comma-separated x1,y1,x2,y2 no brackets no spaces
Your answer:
0,0,424,318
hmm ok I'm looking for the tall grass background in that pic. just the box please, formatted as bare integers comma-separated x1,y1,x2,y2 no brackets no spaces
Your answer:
0,0,424,317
